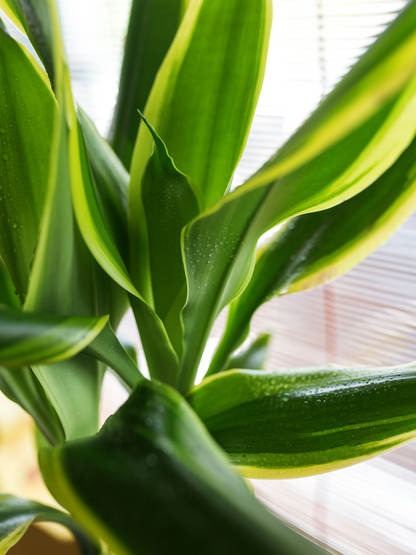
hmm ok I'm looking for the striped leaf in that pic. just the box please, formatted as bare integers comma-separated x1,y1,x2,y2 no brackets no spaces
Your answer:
129,0,272,301
188,365,416,478
0,304,107,368
177,0,416,392
0,494,99,555
208,133,416,375
0,0,27,33
109,0,190,169
39,380,328,555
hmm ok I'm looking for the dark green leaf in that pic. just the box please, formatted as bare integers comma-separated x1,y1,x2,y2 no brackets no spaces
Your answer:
109,0,189,169
140,114,200,357
217,333,271,375
188,365,416,478
0,26,55,300
39,380,328,555
210,134,416,371
0,259,20,309
0,494,99,554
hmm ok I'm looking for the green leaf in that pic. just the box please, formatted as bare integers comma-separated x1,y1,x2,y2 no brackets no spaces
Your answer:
84,321,144,390
140,114,201,356
129,0,272,300
0,494,99,555
0,26,56,300
210,134,416,373
188,365,416,479
78,107,129,264
0,304,107,368
219,333,271,375
177,1,416,392
0,0,27,33
109,0,189,169
0,259,20,309
39,380,328,555
0,366,64,445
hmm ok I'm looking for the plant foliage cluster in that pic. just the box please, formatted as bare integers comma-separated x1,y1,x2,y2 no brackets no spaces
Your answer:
0,0,416,553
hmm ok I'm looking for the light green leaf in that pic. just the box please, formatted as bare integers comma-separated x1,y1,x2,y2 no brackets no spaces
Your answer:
78,107,129,263
188,365,416,479
140,114,200,356
129,0,272,301
0,25,56,300
109,0,189,169
210,134,416,373
0,494,99,555
84,321,144,390
0,366,64,445
39,380,328,555
177,1,416,392
0,0,27,33
0,304,107,368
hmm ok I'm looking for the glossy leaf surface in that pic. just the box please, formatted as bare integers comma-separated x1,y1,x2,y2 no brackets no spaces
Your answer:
140,115,200,356
189,366,416,478
211,134,416,371
129,0,272,299
0,0,27,33
0,260,19,309
0,494,99,555
0,26,55,300
39,380,328,555
177,1,416,391
0,304,106,368
109,0,189,169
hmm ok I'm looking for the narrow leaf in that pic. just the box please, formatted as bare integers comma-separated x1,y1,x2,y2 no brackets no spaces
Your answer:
0,26,56,300
188,365,416,478
0,494,99,555
109,0,189,169
0,304,107,368
0,0,27,33
218,333,271,375
129,0,272,299
210,134,416,372
140,115,200,356
39,380,328,555
84,321,144,390
178,2,416,392
0,259,20,309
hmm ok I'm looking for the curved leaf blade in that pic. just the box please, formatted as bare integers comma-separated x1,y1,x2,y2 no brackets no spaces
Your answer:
0,304,107,368
0,260,20,309
178,3,416,392
0,26,56,300
219,333,271,375
210,134,416,373
39,380,328,555
129,0,272,299
109,0,189,169
188,365,416,478
140,115,200,356
0,494,99,555
0,0,27,33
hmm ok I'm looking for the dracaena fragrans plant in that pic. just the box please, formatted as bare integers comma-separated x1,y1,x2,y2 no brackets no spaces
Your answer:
1,0,416,553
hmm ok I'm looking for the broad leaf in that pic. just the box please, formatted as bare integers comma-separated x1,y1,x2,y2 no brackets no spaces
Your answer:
177,1,416,392
209,134,416,374
109,0,190,169
140,115,200,357
0,25,56,300
39,380,328,555
0,494,99,555
0,304,107,368
189,365,416,478
0,366,64,445
129,0,272,300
